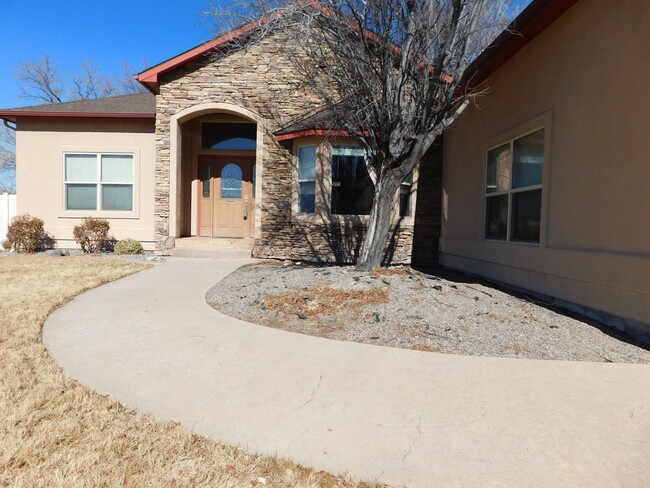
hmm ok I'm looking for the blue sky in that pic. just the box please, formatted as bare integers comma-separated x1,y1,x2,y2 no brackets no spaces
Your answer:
0,1,532,110
0,0,530,191
0,0,216,109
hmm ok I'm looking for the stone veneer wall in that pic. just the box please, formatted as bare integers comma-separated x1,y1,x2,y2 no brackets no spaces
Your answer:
155,34,441,265
253,140,442,266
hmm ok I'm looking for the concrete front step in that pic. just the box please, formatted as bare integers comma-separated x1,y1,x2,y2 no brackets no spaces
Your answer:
171,247,253,259
175,237,255,250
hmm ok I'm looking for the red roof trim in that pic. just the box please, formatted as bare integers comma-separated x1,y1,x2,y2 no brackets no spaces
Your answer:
0,110,155,123
135,0,578,97
136,11,284,93
275,129,350,142
134,0,447,93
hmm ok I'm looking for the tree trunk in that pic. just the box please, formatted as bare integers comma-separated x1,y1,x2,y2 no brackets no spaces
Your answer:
356,176,402,270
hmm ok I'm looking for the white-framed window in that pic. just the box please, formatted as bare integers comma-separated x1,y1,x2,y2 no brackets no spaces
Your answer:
485,128,544,243
64,153,134,211
297,145,317,213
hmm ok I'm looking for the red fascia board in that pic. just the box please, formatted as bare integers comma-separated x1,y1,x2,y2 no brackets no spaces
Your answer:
0,111,155,123
275,129,350,142
134,2,454,93
465,0,580,90
136,12,282,93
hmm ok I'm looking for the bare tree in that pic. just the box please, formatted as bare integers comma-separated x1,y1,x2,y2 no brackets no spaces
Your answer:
16,54,64,104
71,61,148,100
116,62,150,95
210,0,512,269
17,54,147,103
71,61,109,100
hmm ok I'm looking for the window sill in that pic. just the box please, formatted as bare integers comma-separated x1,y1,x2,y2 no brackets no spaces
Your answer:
59,210,140,220
483,238,540,247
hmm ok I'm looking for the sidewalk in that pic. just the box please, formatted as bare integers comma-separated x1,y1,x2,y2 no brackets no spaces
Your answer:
43,258,650,488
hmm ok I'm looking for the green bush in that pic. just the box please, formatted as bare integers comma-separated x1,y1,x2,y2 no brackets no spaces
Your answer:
6,214,48,253
73,217,111,254
114,238,144,255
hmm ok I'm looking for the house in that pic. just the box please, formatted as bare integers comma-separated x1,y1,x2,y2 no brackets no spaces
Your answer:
0,0,648,338
0,19,439,265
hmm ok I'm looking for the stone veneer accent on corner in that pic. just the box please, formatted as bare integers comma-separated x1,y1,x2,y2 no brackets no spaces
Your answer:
154,34,441,265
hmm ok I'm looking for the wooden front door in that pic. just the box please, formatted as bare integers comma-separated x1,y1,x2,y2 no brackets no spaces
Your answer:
199,155,256,238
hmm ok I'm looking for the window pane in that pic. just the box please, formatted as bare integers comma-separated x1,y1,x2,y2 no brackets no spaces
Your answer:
299,181,315,213
511,189,542,243
101,154,133,183
201,163,211,198
66,184,97,210
513,129,544,188
332,146,365,157
486,144,510,193
298,146,317,180
252,163,257,199
65,154,97,182
485,194,508,240
399,172,414,217
221,163,242,199
102,184,133,211
202,122,256,150
331,147,374,215
399,185,411,217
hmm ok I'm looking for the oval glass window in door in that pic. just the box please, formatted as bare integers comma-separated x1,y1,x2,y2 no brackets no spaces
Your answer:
221,163,243,199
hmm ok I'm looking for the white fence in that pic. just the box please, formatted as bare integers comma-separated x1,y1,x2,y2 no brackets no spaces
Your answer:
1,193,17,244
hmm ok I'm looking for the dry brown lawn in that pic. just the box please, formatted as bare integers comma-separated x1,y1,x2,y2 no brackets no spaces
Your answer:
0,256,384,488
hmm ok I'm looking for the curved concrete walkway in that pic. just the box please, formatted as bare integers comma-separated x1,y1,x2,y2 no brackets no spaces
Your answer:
44,258,650,488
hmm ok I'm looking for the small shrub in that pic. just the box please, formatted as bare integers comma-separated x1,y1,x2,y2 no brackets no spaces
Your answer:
114,238,144,255
73,217,111,254
1,239,11,251
6,214,48,253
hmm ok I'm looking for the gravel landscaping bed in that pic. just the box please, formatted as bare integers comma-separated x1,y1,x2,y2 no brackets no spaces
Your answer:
207,262,650,363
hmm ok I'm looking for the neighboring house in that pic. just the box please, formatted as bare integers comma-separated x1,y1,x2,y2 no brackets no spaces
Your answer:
0,0,648,337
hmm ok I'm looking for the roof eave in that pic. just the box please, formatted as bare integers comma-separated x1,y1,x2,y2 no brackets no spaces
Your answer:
463,0,581,90
0,111,156,124
135,13,278,93
275,129,351,142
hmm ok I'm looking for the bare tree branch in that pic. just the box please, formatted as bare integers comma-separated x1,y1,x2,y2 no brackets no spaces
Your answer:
16,54,64,104
16,55,147,104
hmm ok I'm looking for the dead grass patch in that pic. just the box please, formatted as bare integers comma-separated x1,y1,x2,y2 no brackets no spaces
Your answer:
0,256,383,488
369,267,411,277
263,286,389,318
505,343,530,355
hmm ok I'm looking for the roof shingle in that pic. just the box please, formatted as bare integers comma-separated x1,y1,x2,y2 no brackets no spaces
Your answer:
0,93,155,123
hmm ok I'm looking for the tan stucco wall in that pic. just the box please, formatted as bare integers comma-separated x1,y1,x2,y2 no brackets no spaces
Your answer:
15,117,157,250
440,0,650,331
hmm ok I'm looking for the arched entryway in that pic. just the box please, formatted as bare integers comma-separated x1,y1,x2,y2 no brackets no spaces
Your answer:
169,103,264,240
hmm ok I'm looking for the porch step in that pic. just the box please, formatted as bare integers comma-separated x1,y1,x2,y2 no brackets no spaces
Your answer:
175,237,255,250
171,247,253,259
